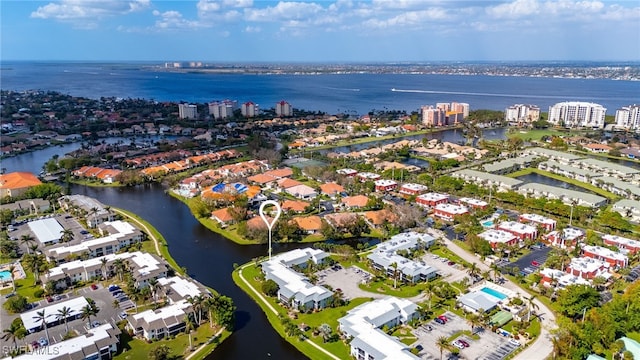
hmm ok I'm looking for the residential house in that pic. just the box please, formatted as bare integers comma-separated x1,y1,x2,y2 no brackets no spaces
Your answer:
285,184,318,200
341,195,369,209
433,203,469,221
324,212,359,230
126,299,193,340
415,192,449,208
518,214,556,231
282,200,310,213
451,169,523,192
544,228,585,249
398,183,429,196
320,182,345,199
292,216,323,234
0,172,42,198
374,179,398,192
496,221,538,241
584,143,612,153
566,257,611,280
457,197,488,210
338,297,419,360
602,234,640,254
363,209,398,229
582,245,628,268
478,229,519,249
211,208,234,226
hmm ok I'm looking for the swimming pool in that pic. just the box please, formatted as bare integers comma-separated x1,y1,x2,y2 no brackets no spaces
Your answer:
482,220,494,227
0,270,11,281
481,287,508,300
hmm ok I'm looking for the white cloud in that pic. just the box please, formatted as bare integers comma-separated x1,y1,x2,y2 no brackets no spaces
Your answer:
244,25,261,33
485,0,540,19
244,1,324,22
153,10,208,30
31,0,150,20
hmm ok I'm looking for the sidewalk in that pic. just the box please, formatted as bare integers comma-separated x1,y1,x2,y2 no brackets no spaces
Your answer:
427,228,557,360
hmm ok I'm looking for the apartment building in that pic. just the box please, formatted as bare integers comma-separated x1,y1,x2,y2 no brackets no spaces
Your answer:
548,101,606,128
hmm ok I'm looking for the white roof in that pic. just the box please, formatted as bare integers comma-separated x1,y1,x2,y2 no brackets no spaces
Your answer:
582,245,628,262
458,197,488,207
131,299,191,324
434,203,469,215
400,183,428,191
157,276,206,299
568,257,610,274
417,192,449,202
271,247,329,267
21,297,89,331
520,213,556,226
603,234,640,249
6,323,118,360
358,172,381,179
479,229,517,244
548,227,584,241
27,218,64,244
45,251,164,281
47,220,138,257
375,179,398,187
497,221,537,235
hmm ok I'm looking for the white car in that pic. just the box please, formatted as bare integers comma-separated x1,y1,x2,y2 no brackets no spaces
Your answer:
509,339,521,347
452,341,465,350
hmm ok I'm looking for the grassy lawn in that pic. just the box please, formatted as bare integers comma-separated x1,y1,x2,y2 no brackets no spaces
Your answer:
113,208,184,275
113,322,228,360
358,278,426,298
9,270,41,302
233,263,362,360
506,129,564,141
430,247,471,267
505,168,619,200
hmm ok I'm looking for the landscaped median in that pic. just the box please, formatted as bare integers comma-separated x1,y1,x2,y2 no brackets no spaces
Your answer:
233,262,369,360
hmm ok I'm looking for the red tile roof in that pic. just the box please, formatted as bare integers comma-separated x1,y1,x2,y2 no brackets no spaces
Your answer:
0,172,42,190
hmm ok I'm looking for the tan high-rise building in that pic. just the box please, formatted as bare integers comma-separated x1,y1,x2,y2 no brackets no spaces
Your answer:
241,101,258,118
178,103,198,120
275,100,293,117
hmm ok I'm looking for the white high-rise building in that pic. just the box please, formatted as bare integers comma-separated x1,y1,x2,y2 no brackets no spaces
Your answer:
505,104,540,124
451,102,470,118
241,101,258,118
178,103,198,120
548,102,606,128
615,105,640,131
275,100,293,117
208,100,238,120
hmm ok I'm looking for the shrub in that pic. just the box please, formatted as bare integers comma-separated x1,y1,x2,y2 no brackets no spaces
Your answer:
33,289,45,298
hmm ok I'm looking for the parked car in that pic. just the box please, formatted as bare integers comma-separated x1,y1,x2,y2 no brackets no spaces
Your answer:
424,325,433,331
453,340,465,350
458,339,470,347
46,296,53,303
119,312,128,319
4,292,16,299
438,315,448,322
447,261,455,266
434,318,446,325
38,337,48,347
509,339,521,347
31,341,40,349
90,284,98,290
91,321,101,328
108,285,120,292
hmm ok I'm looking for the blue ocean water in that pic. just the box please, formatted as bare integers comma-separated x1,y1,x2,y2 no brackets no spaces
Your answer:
1,62,638,114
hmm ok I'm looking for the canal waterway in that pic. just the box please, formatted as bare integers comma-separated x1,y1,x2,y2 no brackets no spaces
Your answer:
70,183,308,360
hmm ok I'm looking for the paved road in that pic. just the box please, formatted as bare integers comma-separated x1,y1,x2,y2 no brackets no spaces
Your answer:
427,229,557,360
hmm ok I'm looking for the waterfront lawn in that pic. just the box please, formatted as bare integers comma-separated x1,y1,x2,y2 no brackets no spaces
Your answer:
113,323,228,360
505,168,618,200
507,129,563,141
233,263,359,360
114,208,184,275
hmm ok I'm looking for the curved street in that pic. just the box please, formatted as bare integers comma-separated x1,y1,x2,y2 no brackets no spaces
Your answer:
426,228,557,360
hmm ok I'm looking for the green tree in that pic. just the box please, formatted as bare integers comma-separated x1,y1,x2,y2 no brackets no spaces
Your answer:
557,284,600,319
32,309,51,345
56,306,72,333
210,295,236,330
148,344,171,360
436,335,450,360
261,279,279,297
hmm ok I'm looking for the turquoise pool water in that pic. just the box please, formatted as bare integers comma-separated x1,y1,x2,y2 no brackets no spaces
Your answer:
482,220,494,227
0,270,11,281
481,287,508,300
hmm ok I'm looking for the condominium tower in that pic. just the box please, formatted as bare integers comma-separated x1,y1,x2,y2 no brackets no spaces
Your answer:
548,102,606,128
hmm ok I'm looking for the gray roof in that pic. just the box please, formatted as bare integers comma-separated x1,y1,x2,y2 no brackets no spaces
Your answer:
452,169,523,187
597,176,640,196
574,157,640,175
482,155,538,173
613,199,640,210
458,292,499,312
518,183,607,207
541,161,601,178
524,147,583,161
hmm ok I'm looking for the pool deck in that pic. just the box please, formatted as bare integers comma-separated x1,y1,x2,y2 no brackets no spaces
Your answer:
469,280,516,299
0,261,26,289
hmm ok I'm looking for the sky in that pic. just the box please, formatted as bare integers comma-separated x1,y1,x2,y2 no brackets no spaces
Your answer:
1,0,639,62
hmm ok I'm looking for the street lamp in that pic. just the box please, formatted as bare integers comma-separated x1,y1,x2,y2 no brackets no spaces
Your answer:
259,200,281,261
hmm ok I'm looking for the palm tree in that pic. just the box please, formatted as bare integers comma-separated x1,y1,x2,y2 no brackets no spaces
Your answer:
7,265,16,292
20,234,35,254
467,313,481,335
99,257,108,280
59,229,74,243
490,262,502,282
423,281,435,311
113,259,125,281
56,306,72,333
390,262,399,289
466,262,480,280
185,316,197,351
1,323,20,349
436,335,450,360
33,310,50,345
90,207,99,227
148,278,161,304
526,294,539,322
81,305,97,329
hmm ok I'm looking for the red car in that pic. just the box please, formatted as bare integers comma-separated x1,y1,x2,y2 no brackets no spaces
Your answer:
90,284,98,290
438,315,448,323
531,261,540,267
46,296,53,303
458,339,470,347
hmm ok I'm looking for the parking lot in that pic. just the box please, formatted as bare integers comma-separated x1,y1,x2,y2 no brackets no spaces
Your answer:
420,253,468,283
411,311,519,360
0,284,128,349
317,265,385,301
500,247,551,276
8,213,91,254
